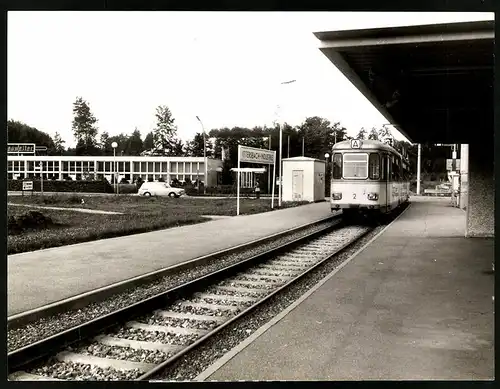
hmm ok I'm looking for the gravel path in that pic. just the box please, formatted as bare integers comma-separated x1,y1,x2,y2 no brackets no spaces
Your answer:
8,219,336,352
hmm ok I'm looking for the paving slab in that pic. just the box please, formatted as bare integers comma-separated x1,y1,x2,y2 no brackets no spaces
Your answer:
204,197,494,380
8,201,335,316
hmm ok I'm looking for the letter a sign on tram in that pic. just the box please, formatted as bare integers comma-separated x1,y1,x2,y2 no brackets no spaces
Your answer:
351,139,362,149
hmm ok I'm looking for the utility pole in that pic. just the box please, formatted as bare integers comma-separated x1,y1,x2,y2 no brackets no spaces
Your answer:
268,135,271,195
302,137,305,156
287,135,290,158
416,143,421,195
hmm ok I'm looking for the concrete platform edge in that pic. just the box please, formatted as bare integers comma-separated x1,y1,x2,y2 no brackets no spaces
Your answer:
8,213,339,327
194,204,412,382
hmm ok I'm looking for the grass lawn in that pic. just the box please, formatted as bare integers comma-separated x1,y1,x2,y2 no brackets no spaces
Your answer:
7,195,309,254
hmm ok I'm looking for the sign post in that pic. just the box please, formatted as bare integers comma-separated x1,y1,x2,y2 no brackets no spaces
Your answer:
237,145,276,216
22,180,33,196
35,162,43,196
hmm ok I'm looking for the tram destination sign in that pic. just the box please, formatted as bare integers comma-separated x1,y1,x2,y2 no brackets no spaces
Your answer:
8,143,35,154
239,146,275,164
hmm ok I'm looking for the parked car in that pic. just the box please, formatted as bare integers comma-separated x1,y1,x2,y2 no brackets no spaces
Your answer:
138,182,185,198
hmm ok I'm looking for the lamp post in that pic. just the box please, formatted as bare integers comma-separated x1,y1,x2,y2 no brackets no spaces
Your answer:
325,152,330,198
112,142,118,194
196,116,207,195
278,79,296,207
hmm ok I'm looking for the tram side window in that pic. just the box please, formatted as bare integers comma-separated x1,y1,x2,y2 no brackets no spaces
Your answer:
368,153,380,180
380,154,387,180
332,153,342,179
391,158,400,181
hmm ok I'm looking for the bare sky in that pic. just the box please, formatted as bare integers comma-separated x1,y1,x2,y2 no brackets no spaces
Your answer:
8,11,493,148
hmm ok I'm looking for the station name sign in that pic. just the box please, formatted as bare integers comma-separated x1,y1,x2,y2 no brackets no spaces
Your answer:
239,146,275,165
8,143,35,154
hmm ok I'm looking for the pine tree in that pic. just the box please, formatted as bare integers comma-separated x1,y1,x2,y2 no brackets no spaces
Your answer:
153,105,177,155
72,97,99,154
53,132,66,154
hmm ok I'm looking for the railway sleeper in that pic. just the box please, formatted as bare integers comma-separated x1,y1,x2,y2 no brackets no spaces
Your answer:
195,292,256,303
153,310,226,323
55,351,156,373
94,335,183,353
125,321,207,336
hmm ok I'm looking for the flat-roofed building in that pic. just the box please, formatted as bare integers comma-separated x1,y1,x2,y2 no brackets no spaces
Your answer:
7,155,223,186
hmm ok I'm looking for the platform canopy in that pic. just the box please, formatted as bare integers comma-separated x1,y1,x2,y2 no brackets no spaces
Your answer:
314,20,494,144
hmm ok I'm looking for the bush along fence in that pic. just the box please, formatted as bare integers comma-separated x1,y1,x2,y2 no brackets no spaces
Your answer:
8,179,115,193
8,180,264,197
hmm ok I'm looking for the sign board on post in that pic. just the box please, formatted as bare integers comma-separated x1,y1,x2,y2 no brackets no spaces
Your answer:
8,143,35,154
237,145,276,216
22,181,33,191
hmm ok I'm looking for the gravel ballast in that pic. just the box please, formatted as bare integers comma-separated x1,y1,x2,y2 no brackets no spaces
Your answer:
77,343,172,365
8,219,337,352
150,220,393,381
29,361,145,381
110,327,200,346
11,206,402,382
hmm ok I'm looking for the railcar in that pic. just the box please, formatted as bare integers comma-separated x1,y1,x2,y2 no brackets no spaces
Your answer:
329,139,410,220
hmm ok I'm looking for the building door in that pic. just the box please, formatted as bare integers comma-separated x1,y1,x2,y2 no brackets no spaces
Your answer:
292,170,304,201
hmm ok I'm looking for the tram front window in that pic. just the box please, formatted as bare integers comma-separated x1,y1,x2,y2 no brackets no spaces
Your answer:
343,153,368,179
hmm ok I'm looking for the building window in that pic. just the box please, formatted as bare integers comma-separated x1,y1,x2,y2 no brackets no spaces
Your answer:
155,162,160,172
185,163,191,173
141,162,147,172
8,161,13,171
98,161,104,171
161,162,168,172
170,162,177,173
62,161,69,171
147,162,153,172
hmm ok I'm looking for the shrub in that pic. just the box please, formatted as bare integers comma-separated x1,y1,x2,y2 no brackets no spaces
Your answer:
117,184,138,194
8,179,114,193
8,211,55,235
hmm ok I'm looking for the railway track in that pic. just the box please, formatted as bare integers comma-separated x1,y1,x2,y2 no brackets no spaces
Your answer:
9,220,372,381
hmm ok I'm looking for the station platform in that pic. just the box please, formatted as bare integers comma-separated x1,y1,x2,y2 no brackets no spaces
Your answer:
199,197,494,381
8,201,336,316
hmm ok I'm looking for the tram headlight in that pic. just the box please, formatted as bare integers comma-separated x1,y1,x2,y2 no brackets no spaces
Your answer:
367,192,378,201
332,193,342,200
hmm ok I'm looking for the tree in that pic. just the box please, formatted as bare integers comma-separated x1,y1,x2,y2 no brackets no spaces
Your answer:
128,128,144,156
153,105,178,155
143,131,154,151
7,120,56,154
185,132,214,157
297,116,336,159
355,128,367,140
367,127,380,140
99,131,110,154
171,138,185,156
72,97,99,154
53,132,66,154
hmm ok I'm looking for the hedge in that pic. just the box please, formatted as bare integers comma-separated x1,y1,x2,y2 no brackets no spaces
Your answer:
8,179,115,193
